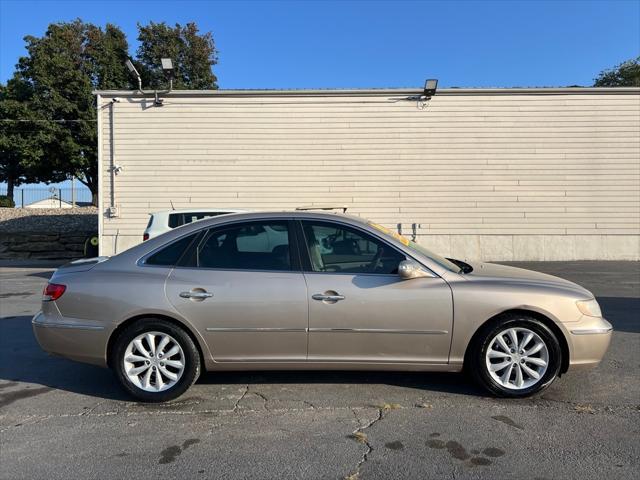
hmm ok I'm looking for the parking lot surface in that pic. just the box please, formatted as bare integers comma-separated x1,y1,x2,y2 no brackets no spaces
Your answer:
1,261,638,479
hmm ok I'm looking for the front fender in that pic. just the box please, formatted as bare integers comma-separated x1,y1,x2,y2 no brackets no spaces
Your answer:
448,281,587,365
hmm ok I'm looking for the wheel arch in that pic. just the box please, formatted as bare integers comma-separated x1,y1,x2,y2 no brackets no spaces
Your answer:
463,308,570,375
106,313,207,371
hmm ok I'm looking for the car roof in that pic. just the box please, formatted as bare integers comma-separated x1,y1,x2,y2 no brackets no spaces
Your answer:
191,210,369,225
150,209,366,223
151,208,246,216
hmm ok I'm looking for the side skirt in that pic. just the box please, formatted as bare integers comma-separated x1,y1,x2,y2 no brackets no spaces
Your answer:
203,360,463,373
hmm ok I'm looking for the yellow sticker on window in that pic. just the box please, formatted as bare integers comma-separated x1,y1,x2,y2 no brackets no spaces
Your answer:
369,222,410,246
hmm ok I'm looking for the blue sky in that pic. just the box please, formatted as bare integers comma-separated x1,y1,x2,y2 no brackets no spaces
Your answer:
1,0,638,192
1,0,639,89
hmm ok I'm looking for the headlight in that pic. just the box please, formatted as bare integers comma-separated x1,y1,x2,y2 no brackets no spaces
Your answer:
576,299,602,317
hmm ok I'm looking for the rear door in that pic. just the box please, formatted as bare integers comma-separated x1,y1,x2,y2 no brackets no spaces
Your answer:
299,220,453,364
164,219,309,362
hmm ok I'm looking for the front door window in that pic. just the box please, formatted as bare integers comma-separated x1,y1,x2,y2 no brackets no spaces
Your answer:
301,222,405,274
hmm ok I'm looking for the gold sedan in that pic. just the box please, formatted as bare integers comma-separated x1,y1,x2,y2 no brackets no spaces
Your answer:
33,212,612,402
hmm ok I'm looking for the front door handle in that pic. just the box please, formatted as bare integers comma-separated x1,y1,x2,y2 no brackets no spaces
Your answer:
312,292,345,302
180,290,213,300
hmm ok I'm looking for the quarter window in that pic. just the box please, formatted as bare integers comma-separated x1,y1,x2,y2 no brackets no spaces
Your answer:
180,221,293,271
145,233,199,266
301,221,405,274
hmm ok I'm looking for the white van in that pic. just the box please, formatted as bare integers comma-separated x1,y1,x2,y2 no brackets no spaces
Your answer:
143,209,246,240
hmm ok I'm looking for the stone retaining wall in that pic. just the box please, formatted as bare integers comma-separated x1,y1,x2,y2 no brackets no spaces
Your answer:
0,208,98,260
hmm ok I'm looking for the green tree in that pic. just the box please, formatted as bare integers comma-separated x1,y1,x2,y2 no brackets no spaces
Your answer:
594,57,640,87
5,20,218,205
14,20,132,204
136,22,218,90
0,79,55,203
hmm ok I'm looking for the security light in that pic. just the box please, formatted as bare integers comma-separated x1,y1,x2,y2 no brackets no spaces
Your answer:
123,57,174,105
125,59,136,74
160,58,175,96
125,58,142,92
161,58,173,71
424,79,438,97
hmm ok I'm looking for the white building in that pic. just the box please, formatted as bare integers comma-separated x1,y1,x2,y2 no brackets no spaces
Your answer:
95,87,640,260
25,196,74,209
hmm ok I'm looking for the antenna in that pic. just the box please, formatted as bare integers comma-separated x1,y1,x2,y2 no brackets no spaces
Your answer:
169,200,175,210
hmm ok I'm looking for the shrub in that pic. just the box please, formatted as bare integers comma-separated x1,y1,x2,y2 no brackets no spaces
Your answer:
0,195,15,208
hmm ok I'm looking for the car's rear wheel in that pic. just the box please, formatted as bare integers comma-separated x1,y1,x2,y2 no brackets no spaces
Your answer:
112,319,200,402
468,315,562,397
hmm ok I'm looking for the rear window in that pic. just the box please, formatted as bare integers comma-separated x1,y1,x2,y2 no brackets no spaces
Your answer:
168,212,229,229
145,233,199,266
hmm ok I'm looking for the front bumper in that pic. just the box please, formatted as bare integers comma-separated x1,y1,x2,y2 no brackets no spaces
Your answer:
567,316,613,370
32,311,110,367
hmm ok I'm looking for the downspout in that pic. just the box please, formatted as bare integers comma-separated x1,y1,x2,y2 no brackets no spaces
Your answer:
98,97,120,217
109,100,116,212
96,94,103,255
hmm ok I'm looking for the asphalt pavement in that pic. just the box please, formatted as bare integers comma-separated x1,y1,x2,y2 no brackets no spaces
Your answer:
1,261,638,479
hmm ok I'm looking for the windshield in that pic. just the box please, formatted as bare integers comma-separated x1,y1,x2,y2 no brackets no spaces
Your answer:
368,222,462,273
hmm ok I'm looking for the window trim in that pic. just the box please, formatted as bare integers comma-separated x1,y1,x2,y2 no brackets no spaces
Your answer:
137,230,204,268
296,219,410,277
173,219,302,273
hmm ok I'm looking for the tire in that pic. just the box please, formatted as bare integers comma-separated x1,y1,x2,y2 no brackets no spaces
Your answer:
112,319,201,402
467,315,562,398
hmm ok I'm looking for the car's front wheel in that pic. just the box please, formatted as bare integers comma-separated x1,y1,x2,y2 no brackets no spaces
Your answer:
469,315,562,397
112,319,201,402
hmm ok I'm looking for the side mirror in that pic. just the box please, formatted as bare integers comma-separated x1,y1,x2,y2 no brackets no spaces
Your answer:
397,260,431,280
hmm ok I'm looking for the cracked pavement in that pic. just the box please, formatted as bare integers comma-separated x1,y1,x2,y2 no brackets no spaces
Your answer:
1,261,639,479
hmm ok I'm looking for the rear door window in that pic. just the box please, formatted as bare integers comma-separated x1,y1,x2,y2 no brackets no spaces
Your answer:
180,221,294,271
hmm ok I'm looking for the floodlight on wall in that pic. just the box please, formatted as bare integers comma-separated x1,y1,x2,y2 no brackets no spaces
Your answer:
125,58,142,92
410,78,438,109
124,57,175,106
161,58,174,74
161,57,175,92
424,79,438,98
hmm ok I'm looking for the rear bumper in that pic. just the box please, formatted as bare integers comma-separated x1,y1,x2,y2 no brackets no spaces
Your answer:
32,311,109,367
567,317,613,370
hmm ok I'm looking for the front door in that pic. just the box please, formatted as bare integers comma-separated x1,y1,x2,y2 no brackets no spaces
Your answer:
300,220,453,363
165,220,308,362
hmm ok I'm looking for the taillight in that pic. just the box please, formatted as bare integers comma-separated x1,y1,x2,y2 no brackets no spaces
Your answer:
43,283,66,301
143,233,149,241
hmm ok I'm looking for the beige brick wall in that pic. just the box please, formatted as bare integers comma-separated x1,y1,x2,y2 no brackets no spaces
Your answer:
97,88,640,260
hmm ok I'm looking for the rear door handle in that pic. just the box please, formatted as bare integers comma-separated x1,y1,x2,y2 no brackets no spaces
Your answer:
180,291,213,300
312,293,345,302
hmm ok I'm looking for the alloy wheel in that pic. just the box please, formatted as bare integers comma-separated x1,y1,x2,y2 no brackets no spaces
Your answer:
123,331,186,392
485,327,549,390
